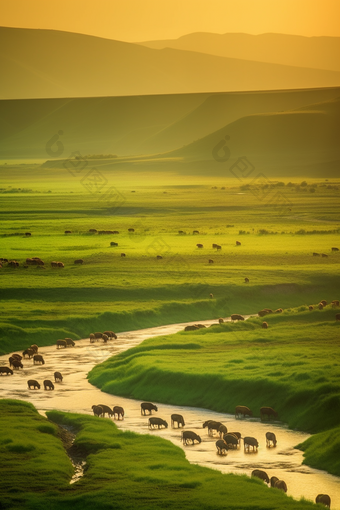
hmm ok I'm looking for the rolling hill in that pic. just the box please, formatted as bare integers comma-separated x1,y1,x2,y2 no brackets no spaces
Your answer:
1,27,340,99
139,32,340,73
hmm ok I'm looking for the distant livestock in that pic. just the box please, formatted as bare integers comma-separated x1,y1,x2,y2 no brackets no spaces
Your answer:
231,314,244,321
141,402,158,415
245,277,249,283
315,494,331,507
236,241,241,246
181,431,201,445
218,318,224,324
321,253,328,258
212,244,218,248
22,348,34,358
43,379,54,390
223,434,239,449
203,420,223,436
313,252,320,256
64,230,72,234
25,232,31,236
28,379,40,390
0,367,13,375
210,293,214,298
33,354,45,365
156,255,163,259
266,431,277,447
89,229,97,233
309,305,314,311
56,340,67,349
148,417,168,429
244,436,259,452
208,259,214,264
113,406,124,420
92,405,103,417
94,332,103,340
65,338,75,346
121,253,126,257
252,469,269,483
193,230,199,234
57,262,64,268
110,242,118,246
102,334,109,343
10,359,23,369
74,259,83,264
331,247,339,252
261,407,278,420
54,371,63,382
235,405,253,419
320,300,327,306
318,303,324,310
331,300,339,307
31,344,38,353
171,414,185,428
275,308,283,313
51,261,58,267
89,333,95,343
128,228,135,232
178,230,185,234
98,404,114,418
196,244,203,248
262,321,268,329
218,424,228,437
216,439,228,455
270,476,279,487
184,325,199,331
274,479,287,492
215,245,221,250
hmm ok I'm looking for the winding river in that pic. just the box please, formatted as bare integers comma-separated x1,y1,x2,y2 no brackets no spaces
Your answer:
1,317,339,508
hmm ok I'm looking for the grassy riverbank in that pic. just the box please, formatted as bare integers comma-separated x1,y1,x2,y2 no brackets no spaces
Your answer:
0,399,321,510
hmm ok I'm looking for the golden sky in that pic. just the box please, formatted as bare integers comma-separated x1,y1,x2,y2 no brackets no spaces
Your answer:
1,0,339,41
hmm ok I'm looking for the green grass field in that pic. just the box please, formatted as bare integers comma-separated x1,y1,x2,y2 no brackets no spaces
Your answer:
0,399,323,510
1,167,339,353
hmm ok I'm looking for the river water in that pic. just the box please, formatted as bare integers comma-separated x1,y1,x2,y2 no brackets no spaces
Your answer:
1,317,339,508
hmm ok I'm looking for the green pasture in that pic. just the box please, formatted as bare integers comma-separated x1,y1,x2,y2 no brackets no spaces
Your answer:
0,168,339,353
0,399,322,510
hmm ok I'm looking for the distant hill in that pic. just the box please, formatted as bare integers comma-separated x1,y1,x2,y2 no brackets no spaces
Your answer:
1,87,340,160
1,27,340,99
139,32,340,73
162,96,340,175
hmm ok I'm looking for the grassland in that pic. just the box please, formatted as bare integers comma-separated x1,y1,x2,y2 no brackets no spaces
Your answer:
0,399,323,510
0,167,339,354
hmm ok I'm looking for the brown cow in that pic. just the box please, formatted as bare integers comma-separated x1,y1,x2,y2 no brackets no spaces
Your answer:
196,244,203,249
121,253,126,257
315,494,331,507
244,436,259,452
51,261,58,267
64,230,72,234
245,277,249,283
193,230,199,234
113,406,124,420
275,308,283,313
331,300,339,307
31,344,38,353
262,322,268,329
44,379,54,390
74,259,83,264
320,300,327,306
203,420,223,436
28,379,40,389
10,359,23,369
258,309,269,317
252,470,269,483
92,405,103,417
309,305,314,311
65,338,75,347
223,433,239,449
208,259,214,264
313,252,320,256
33,354,45,365
218,318,224,324
156,255,163,259
22,348,34,358
0,367,13,375
331,247,339,251
128,228,135,232
318,303,324,310
57,262,64,268
321,253,328,258
266,431,277,447
54,371,63,382
216,439,228,455
236,241,241,246
89,333,96,343
57,340,67,349
261,407,278,421
98,404,114,418
102,334,109,343
235,406,253,418
184,325,199,331
274,479,287,492
231,314,244,321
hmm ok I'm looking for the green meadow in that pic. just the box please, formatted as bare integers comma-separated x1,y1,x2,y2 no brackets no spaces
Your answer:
0,399,323,510
0,167,339,353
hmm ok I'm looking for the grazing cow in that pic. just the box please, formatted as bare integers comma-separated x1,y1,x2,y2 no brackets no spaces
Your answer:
92,405,103,417
223,434,239,449
196,244,203,249
203,420,223,436
54,371,63,382
228,431,241,440
331,300,339,307
56,340,67,349
74,259,83,264
0,367,13,375
148,417,168,429
98,404,114,418
262,322,268,329
313,252,320,257
218,424,228,437
270,476,279,487
318,303,324,310
181,431,201,445
25,232,31,236
309,305,314,311
266,431,277,447
252,470,269,483
10,359,23,369
315,494,331,507
156,255,163,259
193,230,199,234
212,243,218,248
231,314,244,321
51,261,58,268
245,277,249,283
236,241,241,246
31,344,38,353
44,379,54,390
275,308,283,313
209,259,214,264
121,253,126,257
94,332,103,340
258,309,269,317
33,354,45,365
57,262,64,268
320,300,327,306
331,247,339,252
235,405,253,419
28,380,40,390
102,334,109,343
141,402,158,415
64,230,72,234
321,253,328,258
110,242,118,246
195,324,206,329
65,338,75,347
171,414,185,428
22,348,34,358
128,228,135,232
215,245,221,250
113,231,119,234
89,229,97,233
184,325,199,331
113,406,124,420
11,354,22,361
218,318,224,324
178,231,185,234
216,439,228,455
244,436,259,452
274,479,287,492
89,333,96,343
336,313,340,321
261,407,278,420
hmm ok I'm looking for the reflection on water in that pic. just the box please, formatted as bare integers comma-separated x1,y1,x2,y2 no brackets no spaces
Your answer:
1,317,339,507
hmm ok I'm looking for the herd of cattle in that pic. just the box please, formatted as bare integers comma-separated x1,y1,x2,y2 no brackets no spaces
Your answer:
90,401,331,506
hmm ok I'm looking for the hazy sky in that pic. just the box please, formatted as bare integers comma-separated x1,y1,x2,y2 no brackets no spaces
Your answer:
1,0,339,41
